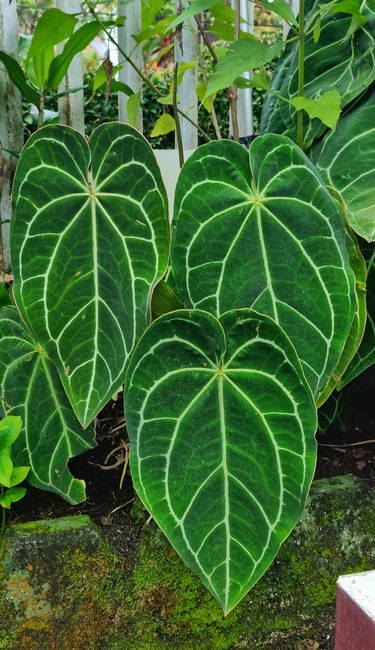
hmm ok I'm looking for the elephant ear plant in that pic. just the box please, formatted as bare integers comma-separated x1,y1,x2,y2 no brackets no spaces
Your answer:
0,8,374,616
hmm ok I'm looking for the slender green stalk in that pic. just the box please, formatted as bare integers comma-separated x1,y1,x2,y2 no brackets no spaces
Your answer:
0,487,6,541
38,93,45,129
173,64,184,168
297,0,305,149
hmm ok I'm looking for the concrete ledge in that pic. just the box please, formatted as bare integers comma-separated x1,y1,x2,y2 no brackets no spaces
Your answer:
1,475,375,649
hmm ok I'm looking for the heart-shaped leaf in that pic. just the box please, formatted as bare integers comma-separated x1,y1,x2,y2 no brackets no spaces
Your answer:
311,87,375,242
125,309,317,614
0,486,27,509
171,135,355,399
0,306,95,504
11,123,169,427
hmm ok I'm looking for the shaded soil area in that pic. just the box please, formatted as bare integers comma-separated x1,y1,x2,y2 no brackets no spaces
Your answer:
8,367,375,650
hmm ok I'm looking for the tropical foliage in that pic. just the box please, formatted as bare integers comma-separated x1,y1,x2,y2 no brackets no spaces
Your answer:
0,0,374,614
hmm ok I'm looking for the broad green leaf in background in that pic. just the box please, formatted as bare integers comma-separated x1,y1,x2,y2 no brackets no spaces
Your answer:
47,21,108,89
11,123,169,427
32,45,55,92
317,388,348,434
261,0,298,26
125,309,317,614
171,135,356,399
260,0,375,146
205,39,283,99
311,86,375,242
150,113,176,137
339,241,375,387
0,51,40,107
28,8,78,59
0,307,95,503
166,0,220,32
291,90,341,131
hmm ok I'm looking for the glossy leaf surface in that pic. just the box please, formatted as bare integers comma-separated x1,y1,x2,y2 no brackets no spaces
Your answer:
0,307,95,503
11,123,170,427
312,87,375,242
125,309,317,614
171,135,355,399
260,0,375,146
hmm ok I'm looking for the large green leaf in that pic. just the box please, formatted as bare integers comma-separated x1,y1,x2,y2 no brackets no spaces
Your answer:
311,86,375,242
28,8,78,59
0,51,40,107
125,308,317,614
339,241,375,387
260,0,375,146
0,306,95,503
171,135,355,400
11,123,169,427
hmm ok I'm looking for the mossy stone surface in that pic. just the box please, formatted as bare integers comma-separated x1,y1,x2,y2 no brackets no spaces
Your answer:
1,475,375,649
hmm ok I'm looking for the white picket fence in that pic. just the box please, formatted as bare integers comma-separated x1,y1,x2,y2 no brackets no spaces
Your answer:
0,0,298,273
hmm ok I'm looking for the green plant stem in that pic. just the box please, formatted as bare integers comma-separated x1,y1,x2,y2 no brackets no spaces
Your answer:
194,22,222,140
0,487,5,540
87,3,211,142
38,93,45,129
297,0,305,149
194,14,218,64
173,64,184,168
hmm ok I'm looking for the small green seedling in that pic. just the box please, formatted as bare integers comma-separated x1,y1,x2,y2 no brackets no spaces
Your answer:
0,415,30,539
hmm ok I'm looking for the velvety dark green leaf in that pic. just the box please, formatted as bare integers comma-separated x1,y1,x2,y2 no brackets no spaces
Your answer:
260,0,375,146
151,279,184,319
171,135,356,399
311,86,375,242
125,308,317,614
0,307,95,503
0,51,40,107
318,389,348,434
339,241,375,386
12,123,169,426
316,218,367,405
0,284,11,309
28,8,78,59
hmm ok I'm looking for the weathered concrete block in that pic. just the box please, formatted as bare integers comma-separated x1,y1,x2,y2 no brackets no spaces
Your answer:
1,475,375,650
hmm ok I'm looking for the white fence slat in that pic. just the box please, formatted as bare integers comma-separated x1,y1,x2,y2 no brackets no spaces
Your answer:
230,0,254,141
0,0,23,274
174,0,198,150
118,0,143,132
56,0,85,133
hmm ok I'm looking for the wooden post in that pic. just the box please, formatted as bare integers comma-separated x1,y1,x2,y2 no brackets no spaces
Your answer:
56,0,85,133
174,0,198,150
0,0,23,275
118,0,143,132
230,0,254,145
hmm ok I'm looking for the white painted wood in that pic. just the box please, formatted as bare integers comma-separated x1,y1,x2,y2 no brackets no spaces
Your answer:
56,0,84,133
118,0,143,132
338,571,375,619
0,0,23,273
230,0,254,141
174,0,198,150
154,149,194,218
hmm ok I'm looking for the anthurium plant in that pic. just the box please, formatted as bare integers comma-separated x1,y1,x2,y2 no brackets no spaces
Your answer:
0,415,29,539
0,0,374,614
